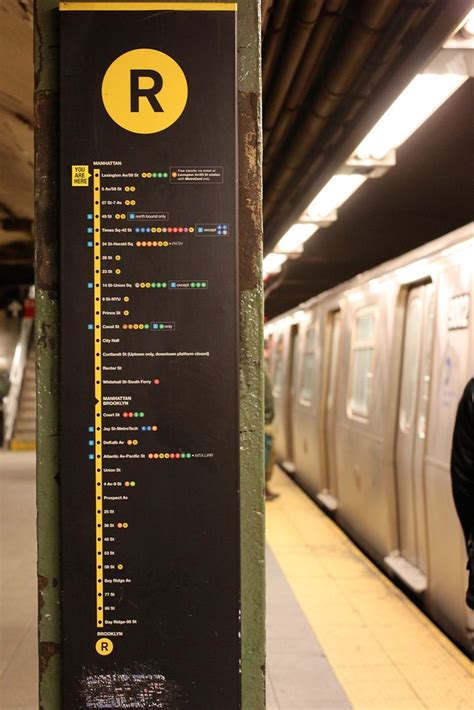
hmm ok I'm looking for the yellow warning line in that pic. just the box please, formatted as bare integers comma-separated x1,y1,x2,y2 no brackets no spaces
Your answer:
60,2,237,11
93,169,104,629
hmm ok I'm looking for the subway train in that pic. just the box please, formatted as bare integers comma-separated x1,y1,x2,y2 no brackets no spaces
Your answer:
265,222,474,655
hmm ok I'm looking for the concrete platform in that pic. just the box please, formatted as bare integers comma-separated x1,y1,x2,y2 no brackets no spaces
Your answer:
0,452,38,710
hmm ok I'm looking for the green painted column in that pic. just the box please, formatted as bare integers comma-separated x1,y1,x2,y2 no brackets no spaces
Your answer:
35,0,62,706
34,1,264,708
238,1,266,706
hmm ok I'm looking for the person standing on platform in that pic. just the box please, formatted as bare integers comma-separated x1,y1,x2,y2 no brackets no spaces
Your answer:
451,377,474,610
264,347,279,502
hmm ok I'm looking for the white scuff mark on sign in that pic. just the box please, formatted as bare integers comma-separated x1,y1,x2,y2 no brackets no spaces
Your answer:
80,665,187,708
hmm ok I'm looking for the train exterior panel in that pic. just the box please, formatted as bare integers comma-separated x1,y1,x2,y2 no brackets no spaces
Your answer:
265,223,474,654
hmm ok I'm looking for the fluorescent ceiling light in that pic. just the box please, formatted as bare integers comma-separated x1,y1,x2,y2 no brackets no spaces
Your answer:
356,73,467,160
263,252,287,276
275,223,317,253
305,174,367,220
462,9,474,36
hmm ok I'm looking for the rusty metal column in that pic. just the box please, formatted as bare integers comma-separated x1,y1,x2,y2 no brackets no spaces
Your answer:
35,0,264,708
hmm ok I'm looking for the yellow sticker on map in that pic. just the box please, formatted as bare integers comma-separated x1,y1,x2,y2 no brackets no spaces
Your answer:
72,165,91,186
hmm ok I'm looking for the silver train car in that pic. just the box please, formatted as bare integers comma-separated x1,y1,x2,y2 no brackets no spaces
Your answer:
265,222,474,654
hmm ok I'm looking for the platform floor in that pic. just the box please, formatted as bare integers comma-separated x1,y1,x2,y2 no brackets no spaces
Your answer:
1,453,472,710
266,466,473,709
0,452,38,710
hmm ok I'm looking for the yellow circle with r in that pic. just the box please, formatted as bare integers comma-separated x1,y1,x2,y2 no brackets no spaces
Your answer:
102,49,188,134
95,638,114,656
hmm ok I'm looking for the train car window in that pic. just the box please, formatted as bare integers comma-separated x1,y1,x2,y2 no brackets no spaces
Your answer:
272,335,285,395
327,312,341,411
290,333,300,397
299,326,316,403
399,297,422,433
348,308,376,419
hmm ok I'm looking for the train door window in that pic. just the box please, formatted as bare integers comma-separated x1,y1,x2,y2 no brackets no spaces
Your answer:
326,312,341,412
399,297,422,433
272,335,285,395
290,331,300,398
299,325,316,404
348,307,376,419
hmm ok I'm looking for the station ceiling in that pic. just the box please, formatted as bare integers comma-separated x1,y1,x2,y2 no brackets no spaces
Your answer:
0,0,472,302
0,0,33,284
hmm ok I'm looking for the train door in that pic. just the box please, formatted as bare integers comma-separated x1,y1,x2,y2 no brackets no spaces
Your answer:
282,324,299,472
320,310,341,510
392,282,434,592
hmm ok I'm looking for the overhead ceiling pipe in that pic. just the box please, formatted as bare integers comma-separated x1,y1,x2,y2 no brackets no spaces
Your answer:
263,0,470,250
266,2,429,220
264,0,437,231
262,0,326,149
323,1,430,138
264,0,347,160
264,0,401,220
262,0,275,38
262,0,296,98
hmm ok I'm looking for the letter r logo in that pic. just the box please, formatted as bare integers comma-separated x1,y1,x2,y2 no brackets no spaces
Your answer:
102,49,188,134
95,638,114,655
130,70,164,113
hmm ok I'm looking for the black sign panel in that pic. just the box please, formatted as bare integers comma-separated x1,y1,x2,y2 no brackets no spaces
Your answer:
59,4,239,708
